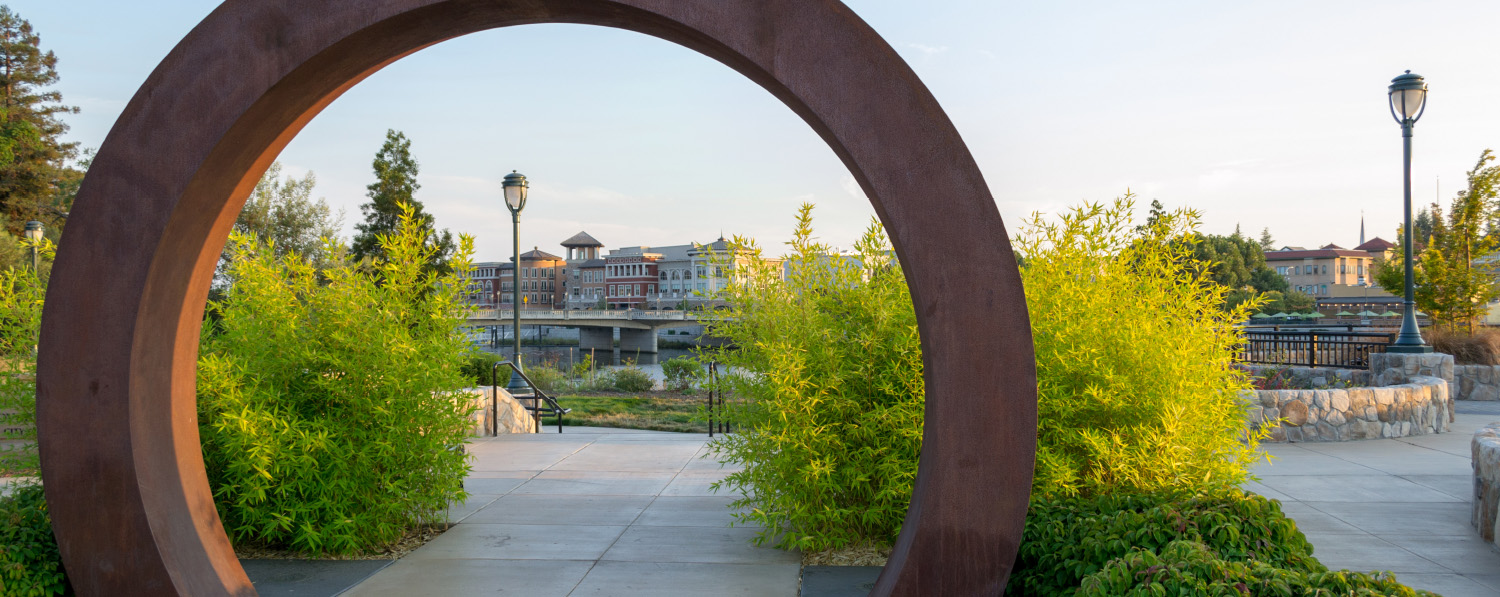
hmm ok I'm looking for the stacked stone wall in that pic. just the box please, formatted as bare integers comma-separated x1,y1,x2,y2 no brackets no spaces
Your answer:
1473,423,1500,545
1236,364,1369,388
1455,365,1500,401
1247,376,1451,442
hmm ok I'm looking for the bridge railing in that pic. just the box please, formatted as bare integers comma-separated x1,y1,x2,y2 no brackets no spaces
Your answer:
468,309,698,321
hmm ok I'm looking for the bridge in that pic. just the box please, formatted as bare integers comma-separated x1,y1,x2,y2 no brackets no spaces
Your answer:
465,309,707,353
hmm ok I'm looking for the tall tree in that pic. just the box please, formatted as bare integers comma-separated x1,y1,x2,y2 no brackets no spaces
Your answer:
236,162,342,262
351,129,454,274
1258,227,1275,251
212,162,345,297
0,7,78,236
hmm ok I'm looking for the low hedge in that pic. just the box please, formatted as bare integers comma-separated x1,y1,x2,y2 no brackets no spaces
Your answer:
1013,489,1434,596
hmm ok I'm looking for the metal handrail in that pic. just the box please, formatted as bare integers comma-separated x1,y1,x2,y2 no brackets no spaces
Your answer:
706,361,729,437
491,361,571,434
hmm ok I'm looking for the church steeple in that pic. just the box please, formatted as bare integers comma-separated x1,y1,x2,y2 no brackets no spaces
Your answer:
1359,212,1365,246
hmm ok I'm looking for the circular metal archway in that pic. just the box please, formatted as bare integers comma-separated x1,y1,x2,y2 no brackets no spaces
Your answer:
37,1,1037,594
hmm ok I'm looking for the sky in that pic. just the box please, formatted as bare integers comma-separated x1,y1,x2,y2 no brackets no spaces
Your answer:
16,0,1500,260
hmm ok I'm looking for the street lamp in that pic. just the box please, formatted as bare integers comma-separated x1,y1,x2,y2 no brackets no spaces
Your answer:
23,221,43,272
1387,71,1432,353
502,171,532,394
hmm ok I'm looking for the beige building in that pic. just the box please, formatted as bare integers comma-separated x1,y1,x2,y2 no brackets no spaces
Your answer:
1264,245,1384,298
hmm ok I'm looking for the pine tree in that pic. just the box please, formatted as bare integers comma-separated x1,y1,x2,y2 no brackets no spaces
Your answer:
1258,227,1275,251
0,6,79,236
351,130,454,274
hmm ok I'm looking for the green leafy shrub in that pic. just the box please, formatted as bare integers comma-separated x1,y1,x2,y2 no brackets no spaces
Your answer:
1018,197,1265,498
461,353,502,386
0,237,52,476
1077,540,1435,596
198,204,477,555
605,365,655,393
1013,490,1318,595
661,357,703,392
0,482,69,596
702,205,923,552
523,364,565,394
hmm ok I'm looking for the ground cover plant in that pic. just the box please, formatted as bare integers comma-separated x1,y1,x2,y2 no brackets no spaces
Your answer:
0,482,69,596
197,204,477,556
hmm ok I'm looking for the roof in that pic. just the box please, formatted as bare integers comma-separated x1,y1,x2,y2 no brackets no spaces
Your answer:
1355,237,1395,252
646,243,694,262
1264,249,1373,261
1320,243,1345,250
518,247,565,262
577,258,606,268
560,231,603,247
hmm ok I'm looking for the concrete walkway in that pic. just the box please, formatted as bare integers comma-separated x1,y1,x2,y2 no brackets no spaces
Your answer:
346,408,1500,596
344,427,800,596
1247,405,1500,597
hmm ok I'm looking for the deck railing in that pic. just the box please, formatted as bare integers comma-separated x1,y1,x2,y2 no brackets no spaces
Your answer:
1239,330,1394,370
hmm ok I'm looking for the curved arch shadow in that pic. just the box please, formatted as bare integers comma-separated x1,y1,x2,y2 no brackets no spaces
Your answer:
36,1,1036,594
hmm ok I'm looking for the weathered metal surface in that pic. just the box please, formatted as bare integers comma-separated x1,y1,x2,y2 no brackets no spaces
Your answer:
36,1,1037,595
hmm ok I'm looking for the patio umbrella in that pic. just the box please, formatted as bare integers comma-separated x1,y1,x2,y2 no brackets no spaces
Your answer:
1379,311,1399,317
1357,310,1381,317
1272,312,1291,318
1336,311,1356,317
1304,311,1324,318
1415,310,1428,316
1251,313,1271,319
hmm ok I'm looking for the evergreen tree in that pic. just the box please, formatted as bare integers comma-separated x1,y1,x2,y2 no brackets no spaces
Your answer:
351,129,454,274
1258,227,1275,251
0,6,79,236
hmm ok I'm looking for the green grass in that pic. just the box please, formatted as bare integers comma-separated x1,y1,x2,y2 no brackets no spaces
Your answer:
542,394,718,433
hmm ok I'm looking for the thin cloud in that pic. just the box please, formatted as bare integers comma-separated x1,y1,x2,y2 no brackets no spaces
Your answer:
907,43,950,56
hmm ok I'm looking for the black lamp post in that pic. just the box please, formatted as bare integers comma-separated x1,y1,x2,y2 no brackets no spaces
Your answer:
23,221,42,271
502,171,532,394
1387,70,1432,353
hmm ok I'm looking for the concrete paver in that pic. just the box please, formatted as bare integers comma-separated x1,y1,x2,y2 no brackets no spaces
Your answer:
1246,410,1500,594
348,426,800,596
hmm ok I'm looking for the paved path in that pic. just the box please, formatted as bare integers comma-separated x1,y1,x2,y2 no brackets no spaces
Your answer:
1247,408,1500,596
345,427,799,596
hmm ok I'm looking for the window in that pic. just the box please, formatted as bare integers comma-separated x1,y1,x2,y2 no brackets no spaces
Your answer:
1322,265,1328,275
634,284,640,296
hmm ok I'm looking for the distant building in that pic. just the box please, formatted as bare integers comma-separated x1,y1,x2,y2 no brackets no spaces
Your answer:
499,247,566,309
466,261,505,308
1264,247,1381,298
603,247,662,309
561,231,606,309
1354,237,1395,261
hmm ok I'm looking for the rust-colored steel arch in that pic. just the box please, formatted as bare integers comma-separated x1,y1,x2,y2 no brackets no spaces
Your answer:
37,1,1036,594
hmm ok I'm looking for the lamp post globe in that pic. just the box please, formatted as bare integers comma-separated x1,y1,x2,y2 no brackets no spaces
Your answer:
1387,71,1432,353
503,171,532,394
23,220,42,271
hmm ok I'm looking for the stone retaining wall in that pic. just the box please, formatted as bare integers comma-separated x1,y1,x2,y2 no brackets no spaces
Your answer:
1473,423,1500,545
1456,365,1500,401
1237,364,1370,388
1247,376,1451,442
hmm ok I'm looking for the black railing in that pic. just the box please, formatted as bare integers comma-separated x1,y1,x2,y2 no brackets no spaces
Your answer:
706,361,731,437
1239,331,1394,370
491,361,571,433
